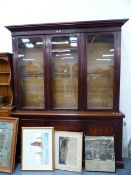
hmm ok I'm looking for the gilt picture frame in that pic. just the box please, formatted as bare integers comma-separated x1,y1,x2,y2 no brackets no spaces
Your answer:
85,136,115,172
0,117,19,173
21,127,54,170
55,131,83,173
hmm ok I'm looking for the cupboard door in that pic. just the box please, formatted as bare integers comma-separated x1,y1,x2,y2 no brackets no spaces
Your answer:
51,35,78,109
87,34,114,109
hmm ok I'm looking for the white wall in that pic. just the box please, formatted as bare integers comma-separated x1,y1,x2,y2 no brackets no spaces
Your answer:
0,0,131,140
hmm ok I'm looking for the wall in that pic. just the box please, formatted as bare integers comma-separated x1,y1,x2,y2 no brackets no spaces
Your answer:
0,0,131,141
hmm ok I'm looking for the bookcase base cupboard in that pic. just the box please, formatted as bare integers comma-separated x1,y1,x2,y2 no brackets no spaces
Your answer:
6,19,128,168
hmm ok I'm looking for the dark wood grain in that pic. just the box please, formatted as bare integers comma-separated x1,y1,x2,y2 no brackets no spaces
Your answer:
6,19,128,32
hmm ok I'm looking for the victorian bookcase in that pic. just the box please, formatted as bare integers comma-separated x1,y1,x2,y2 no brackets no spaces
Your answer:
6,19,128,168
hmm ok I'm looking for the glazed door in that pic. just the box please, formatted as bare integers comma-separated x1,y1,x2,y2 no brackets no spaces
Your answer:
50,35,79,109
86,33,115,110
15,36,45,109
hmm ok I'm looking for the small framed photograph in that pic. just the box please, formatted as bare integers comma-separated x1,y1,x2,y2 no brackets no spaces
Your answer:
85,136,115,172
55,131,83,173
21,127,54,170
0,117,19,173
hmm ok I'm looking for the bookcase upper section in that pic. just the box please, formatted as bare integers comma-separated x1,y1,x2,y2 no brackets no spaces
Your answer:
5,19,128,111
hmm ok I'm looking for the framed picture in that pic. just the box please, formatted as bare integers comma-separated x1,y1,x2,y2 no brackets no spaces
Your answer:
55,131,83,173
21,127,54,170
85,136,115,172
0,117,19,173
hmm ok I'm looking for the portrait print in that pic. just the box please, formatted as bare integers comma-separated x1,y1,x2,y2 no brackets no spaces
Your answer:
59,137,69,164
55,131,83,172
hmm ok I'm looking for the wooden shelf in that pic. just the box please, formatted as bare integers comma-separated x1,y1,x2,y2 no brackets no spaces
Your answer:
0,53,13,110
0,83,10,85
0,72,10,74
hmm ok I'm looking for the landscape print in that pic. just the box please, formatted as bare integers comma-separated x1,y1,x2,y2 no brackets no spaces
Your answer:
55,131,83,172
85,136,115,172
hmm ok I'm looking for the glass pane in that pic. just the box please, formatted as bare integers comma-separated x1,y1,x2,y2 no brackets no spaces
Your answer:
87,34,114,109
51,36,78,109
20,76,44,109
18,37,44,74
87,74,113,109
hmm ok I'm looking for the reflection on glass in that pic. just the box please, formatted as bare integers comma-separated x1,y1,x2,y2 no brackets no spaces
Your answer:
20,76,44,109
51,36,78,109
87,34,114,109
18,37,44,74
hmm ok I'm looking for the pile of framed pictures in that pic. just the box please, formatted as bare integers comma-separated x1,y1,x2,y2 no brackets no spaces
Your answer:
21,127,116,173
21,128,83,173
0,121,115,174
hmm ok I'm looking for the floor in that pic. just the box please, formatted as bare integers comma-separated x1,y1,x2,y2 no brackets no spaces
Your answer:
1,158,131,175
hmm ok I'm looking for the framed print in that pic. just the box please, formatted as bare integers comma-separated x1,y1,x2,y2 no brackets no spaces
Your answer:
0,117,19,173
85,136,115,172
21,127,54,170
55,131,83,173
